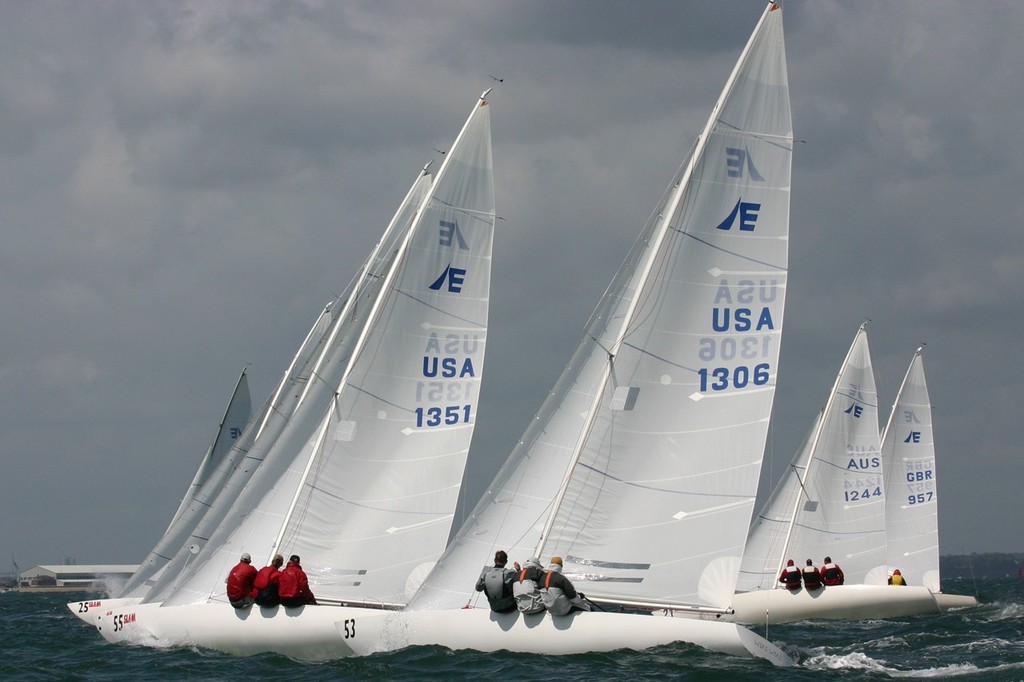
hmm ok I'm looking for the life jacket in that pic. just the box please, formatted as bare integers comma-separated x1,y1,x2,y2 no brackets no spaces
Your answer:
513,567,544,614
540,571,573,616
889,572,906,586
779,566,801,590
822,563,844,586
481,567,515,612
802,566,822,589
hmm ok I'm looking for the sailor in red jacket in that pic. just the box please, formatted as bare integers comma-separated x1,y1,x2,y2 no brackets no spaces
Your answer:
278,554,317,607
778,559,801,590
801,559,823,590
253,554,285,607
821,556,845,586
226,552,258,609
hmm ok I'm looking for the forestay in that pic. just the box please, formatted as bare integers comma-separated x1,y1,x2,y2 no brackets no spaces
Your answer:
160,93,495,608
882,348,940,592
410,5,791,613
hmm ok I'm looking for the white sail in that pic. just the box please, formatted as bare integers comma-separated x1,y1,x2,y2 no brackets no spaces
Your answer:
115,369,252,598
734,409,820,592
160,92,495,608
770,325,887,585
164,369,252,535
881,348,940,592
411,3,791,614
140,169,434,604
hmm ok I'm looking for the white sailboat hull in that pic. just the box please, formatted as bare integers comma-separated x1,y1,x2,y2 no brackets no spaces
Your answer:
80,602,793,666
725,584,971,624
67,597,142,625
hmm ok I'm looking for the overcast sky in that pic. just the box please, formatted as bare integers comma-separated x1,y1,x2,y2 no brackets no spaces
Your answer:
2,1,1021,571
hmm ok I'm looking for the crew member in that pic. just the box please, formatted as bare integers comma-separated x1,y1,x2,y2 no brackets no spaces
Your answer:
778,559,802,590
888,569,907,586
253,554,284,607
539,556,589,616
802,559,823,590
279,554,317,607
226,552,257,609
474,549,520,613
821,556,845,586
512,557,545,614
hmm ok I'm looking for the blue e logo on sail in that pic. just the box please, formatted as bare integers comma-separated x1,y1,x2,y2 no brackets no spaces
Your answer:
430,264,467,293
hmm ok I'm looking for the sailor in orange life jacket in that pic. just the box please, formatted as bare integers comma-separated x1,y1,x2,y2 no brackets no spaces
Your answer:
801,559,823,590
512,557,545,614
778,559,802,590
888,569,907,586
821,556,845,586
226,552,258,609
539,557,590,615
278,555,317,607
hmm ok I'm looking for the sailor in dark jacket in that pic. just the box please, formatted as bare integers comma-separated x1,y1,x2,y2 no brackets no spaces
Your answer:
778,559,802,590
475,550,520,613
801,559,823,590
821,556,845,586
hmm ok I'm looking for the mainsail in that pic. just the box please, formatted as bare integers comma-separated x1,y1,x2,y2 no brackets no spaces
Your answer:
159,91,495,608
411,3,791,613
881,348,940,591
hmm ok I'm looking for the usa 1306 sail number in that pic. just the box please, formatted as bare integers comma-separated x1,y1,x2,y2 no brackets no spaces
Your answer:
698,363,770,392
415,405,471,428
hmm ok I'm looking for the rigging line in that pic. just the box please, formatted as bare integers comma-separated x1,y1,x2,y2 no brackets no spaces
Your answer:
299,482,459,516
575,459,757,500
394,288,487,328
674,228,787,271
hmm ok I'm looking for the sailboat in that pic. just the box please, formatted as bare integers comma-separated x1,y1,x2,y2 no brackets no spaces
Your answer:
402,2,794,665
729,331,975,624
882,348,976,611
72,89,497,653
73,165,431,620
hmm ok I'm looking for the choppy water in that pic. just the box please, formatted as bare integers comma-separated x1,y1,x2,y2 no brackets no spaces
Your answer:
4,577,1022,680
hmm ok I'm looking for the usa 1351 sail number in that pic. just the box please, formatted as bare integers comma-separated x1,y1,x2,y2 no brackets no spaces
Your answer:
414,405,471,428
